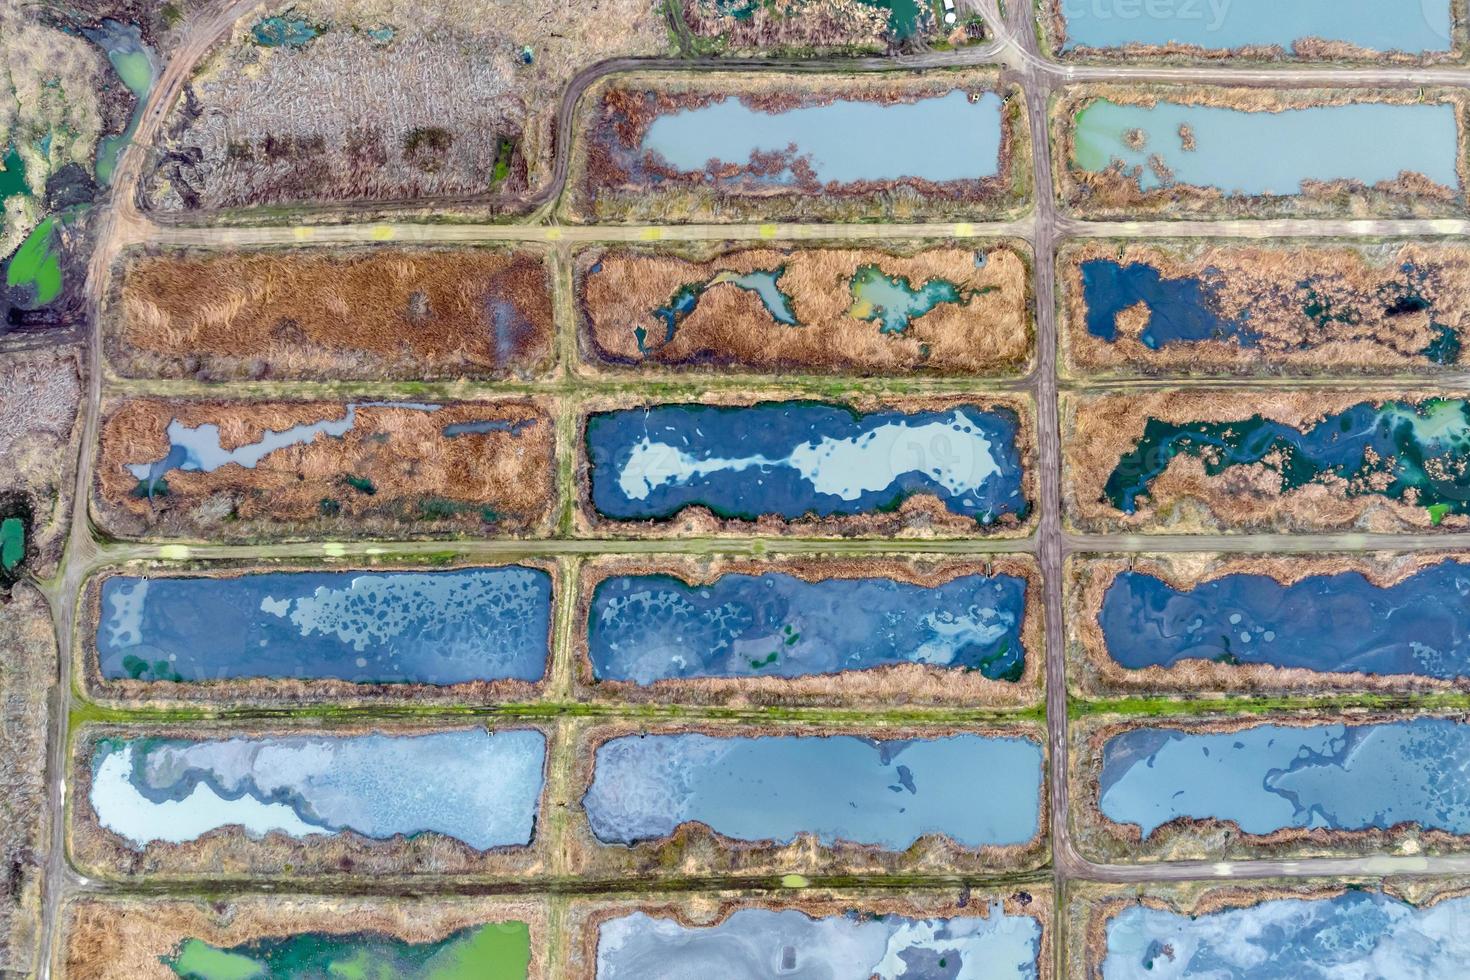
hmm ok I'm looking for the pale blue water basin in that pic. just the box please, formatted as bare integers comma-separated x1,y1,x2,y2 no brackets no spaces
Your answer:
90,729,545,850
1099,562,1470,679
1102,890,1470,978
582,733,1042,849
1072,99,1460,195
589,571,1027,683
97,567,552,685
1059,0,1452,55
637,90,1003,185
598,903,1042,978
1099,718,1470,838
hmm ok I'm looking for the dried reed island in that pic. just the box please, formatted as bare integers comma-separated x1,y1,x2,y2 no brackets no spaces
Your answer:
1,7,162,336
572,71,1031,224
676,0,989,56
566,720,1049,880
1071,711,1470,864
93,397,555,542
575,554,1043,708
1060,240,1470,378
0,346,82,581
81,559,557,710
1041,0,1467,63
139,0,672,218
0,585,55,977
570,888,1052,979
107,244,555,381
577,393,1037,539
1057,86,1469,220
577,241,1033,377
69,723,551,883
1063,389,1470,535
1068,878,1470,979
1067,551,1470,697
60,896,547,980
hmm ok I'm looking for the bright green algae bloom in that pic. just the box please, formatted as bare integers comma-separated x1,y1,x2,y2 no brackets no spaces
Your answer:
1106,398,1470,522
5,217,61,304
164,922,531,979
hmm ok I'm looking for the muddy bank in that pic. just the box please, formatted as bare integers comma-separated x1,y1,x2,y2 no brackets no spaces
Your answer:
578,241,1032,376
1063,388,1470,534
80,557,560,710
107,244,555,381
1068,551,1470,696
93,397,555,542
59,895,547,980
1060,240,1470,376
1056,86,1468,220
572,71,1030,224
565,719,1048,880
574,553,1043,708
0,346,82,579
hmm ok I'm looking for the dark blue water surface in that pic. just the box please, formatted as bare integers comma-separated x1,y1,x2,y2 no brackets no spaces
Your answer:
1100,563,1470,679
97,568,553,684
586,401,1028,523
1081,259,1255,349
590,571,1027,684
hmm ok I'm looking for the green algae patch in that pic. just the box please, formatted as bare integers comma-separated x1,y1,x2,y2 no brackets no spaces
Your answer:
0,143,29,200
5,217,61,305
164,921,531,979
0,517,24,573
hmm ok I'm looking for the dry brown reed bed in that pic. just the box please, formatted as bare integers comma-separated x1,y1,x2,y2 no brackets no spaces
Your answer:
572,553,1044,708
579,242,1032,376
109,245,554,380
94,397,555,541
1060,240,1470,377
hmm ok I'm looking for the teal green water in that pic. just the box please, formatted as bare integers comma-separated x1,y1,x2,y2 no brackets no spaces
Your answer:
250,16,320,48
0,144,29,200
847,263,969,334
0,518,23,572
165,921,531,979
1106,398,1470,523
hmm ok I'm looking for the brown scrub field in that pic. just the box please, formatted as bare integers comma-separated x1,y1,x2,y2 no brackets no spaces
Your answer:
0,346,82,578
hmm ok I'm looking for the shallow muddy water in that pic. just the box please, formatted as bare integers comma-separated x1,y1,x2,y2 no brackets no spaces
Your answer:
590,570,1026,683
587,402,1027,524
598,904,1041,978
1099,717,1470,837
97,567,552,685
582,733,1042,849
166,922,531,979
1105,398,1470,521
90,729,545,850
1102,890,1470,978
1058,0,1453,55
637,90,1003,185
1099,562,1470,679
1072,100,1459,195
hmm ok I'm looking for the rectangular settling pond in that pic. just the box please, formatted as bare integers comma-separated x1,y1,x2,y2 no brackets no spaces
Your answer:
589,567,1028,684
585,400,1029,530
88,729,545,852
1098,717,1470,841
1053,0,1454,57
1094,558,1470,683
582,733,1042,850
598,904,1042,978
95,566,552,686
1099,889,1470,978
